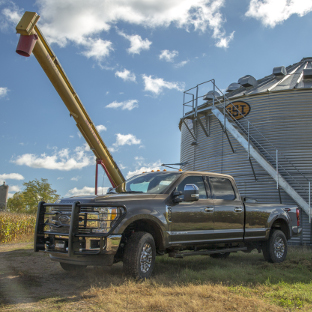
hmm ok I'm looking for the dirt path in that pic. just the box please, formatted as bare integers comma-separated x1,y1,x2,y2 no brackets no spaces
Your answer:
0,242,123,310
1,242,306,311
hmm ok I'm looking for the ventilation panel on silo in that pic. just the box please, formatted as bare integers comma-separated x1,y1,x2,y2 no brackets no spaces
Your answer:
238,75,258,88
273,66,287,78
203,90,220,100
226,82,240,92
303,69,312,80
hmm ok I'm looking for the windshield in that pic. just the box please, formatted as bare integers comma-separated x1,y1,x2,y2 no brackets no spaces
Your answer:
115,172,181,194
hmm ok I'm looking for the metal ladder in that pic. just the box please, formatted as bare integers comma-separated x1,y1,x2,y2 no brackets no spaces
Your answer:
182,80,311,219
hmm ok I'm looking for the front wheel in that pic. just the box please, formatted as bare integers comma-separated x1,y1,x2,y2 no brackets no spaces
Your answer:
123,232,156,279
262,229,287,263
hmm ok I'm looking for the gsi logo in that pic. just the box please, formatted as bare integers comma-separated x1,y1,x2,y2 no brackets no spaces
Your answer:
225,101,250,120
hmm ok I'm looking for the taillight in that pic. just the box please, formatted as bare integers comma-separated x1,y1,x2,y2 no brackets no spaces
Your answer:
296,208,300,226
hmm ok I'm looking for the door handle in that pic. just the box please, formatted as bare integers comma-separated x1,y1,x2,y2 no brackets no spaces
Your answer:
234,207,243,213
205,207,214,212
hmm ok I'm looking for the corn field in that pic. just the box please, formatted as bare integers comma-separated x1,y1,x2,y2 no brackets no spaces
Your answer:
0,211,36,243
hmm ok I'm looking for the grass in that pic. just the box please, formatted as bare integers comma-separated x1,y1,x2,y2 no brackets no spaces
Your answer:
1,245,312,311
0,211,36,243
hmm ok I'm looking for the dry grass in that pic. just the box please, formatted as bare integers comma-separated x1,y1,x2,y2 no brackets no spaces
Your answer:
0,212,36,243
1,244,312,311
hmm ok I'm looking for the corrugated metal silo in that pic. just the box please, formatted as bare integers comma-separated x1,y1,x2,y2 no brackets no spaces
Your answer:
180,57,312,245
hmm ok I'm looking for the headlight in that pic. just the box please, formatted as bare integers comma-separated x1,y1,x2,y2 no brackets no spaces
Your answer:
92,207,118,233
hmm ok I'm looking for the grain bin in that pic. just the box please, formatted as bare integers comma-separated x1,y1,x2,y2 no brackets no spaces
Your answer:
0,182,9,210
180,57,312,245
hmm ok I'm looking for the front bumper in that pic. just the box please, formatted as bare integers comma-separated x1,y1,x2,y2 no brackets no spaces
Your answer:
34,201,126,265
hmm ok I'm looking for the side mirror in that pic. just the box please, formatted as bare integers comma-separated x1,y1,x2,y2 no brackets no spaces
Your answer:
184,184,199,202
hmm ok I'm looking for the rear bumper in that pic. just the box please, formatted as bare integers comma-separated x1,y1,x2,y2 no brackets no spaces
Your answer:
34,201,126,265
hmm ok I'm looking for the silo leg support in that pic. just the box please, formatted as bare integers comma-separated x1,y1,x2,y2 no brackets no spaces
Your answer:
182,119,196,141
197,116,209,137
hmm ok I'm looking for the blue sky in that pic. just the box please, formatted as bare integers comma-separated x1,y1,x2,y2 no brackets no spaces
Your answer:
1,0,312,198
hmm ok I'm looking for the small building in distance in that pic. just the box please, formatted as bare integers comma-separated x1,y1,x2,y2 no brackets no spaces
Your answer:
0,182,9,210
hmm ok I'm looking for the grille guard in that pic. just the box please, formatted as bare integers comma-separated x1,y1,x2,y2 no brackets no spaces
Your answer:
34,201,127,256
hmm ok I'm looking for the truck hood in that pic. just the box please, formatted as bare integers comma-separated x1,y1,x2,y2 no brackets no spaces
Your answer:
59,193,163,204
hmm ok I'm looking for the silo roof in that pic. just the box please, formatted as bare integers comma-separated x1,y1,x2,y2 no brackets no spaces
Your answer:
226,57,312,99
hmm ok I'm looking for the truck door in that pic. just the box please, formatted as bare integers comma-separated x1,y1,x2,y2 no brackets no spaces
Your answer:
208,176,244,242
169,175,215,244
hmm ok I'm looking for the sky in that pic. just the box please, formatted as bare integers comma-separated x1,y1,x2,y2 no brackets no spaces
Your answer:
1,0,312,199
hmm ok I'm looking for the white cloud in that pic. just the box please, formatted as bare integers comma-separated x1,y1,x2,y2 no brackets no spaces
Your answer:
118,31,152,54
126,160,162,179
215,31,234,48
1,3,22,30
9,185,20,192
7,185,22,199
115,69,136,82
12,145,94,171
142,74,185,95
22,0,232,50
96,124,107,132
106,100,139,111
65,186,109,197
174,60,189,68
57,177,64,180
119,163,126,170
245,0,312,27
0,173,24,181
71,176,81,181
110,133,141,152
80,38,113,61
159,50,178,62
0,87,8,98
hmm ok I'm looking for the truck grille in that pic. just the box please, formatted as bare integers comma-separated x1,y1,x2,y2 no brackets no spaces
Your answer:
43,205,122,235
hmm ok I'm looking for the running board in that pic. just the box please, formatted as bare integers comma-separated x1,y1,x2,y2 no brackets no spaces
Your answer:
211,107,310,216
169,246,247,258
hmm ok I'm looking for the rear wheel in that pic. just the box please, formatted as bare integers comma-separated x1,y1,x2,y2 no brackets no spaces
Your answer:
60,262,87,272
210,252,230,259
262,229,287,263
123,232,156,279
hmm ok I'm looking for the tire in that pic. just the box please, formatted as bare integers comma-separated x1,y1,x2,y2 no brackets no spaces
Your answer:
262,229,287,263
60,262,87,272
123,232,156,279
210,252,230,259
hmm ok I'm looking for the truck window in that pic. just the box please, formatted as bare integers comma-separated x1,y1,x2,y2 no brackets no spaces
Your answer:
209,177,236,200
122,172,181,194
176,176,207,199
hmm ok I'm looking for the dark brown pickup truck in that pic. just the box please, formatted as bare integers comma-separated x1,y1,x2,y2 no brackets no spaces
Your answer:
35,170,302,279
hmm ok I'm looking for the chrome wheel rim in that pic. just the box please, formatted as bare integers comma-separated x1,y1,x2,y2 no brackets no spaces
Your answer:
140,243,153,273
274,237,285,259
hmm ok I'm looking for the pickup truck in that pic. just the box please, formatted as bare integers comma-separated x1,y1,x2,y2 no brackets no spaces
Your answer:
35,170,302,279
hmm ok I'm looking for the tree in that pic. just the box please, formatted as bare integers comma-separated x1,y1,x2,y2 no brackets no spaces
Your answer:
7,178,60,214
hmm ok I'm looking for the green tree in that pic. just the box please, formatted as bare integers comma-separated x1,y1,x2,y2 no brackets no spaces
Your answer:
7,178,60,214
